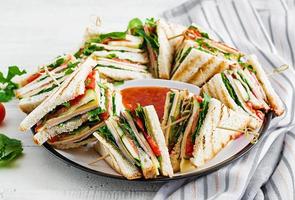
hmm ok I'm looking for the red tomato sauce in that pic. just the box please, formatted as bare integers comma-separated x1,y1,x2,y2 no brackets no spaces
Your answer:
121,87,170,119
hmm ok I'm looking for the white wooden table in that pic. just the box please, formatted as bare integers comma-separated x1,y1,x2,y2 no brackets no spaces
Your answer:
0,1,186,199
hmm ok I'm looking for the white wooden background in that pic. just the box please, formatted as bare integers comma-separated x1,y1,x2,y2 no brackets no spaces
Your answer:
0,1,186,199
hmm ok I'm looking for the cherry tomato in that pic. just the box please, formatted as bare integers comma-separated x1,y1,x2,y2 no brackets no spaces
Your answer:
0,103,6,124
195,96,203,103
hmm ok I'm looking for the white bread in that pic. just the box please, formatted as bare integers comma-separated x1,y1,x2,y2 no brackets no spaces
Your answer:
96,58,148,71
16,68,66,98
91,43,144,53
97,67,152,81
172,48,209,82
16,54,75,88
92,51,148,64
188,57,230,87
143,105,174,177
163,22,186,52
190,99,221,167
48,122,104,147
18,91,52,114
19,58,96,131
51,136,97,150
157,19,174,79
201,73,261,129
189,98,251,168
245,55,285,116
93,132,142,180
107,34,144,49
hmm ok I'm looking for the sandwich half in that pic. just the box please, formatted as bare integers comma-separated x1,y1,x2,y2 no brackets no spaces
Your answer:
143,18,173,79
132,105,174,177
180,95,251,172
16,55,79,113
171,25,243,86
76,28,152,81
93,126,142,180
94,114,159,179
161,89,193,172
201,55,284,129
33,77,114,149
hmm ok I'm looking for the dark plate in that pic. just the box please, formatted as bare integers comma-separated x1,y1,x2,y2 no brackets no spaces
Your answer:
32,112,272,182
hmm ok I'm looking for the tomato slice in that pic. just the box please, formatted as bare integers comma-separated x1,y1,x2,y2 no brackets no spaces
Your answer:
48,135,59,143
69,94,85,106
146,135,161,157
27,73,41,84
185,136,194,157
99,112,109,121
85,71,96,89
134,116,161,157
134,117,145,133
256,110,265,120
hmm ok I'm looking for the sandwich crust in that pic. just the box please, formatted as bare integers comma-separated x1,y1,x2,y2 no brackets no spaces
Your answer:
157,20,174,79
246,55,285,116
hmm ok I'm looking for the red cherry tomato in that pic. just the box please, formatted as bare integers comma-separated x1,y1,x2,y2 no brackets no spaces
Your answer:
0,103,6,124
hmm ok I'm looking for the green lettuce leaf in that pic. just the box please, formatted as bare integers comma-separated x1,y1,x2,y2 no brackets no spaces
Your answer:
191,93,211,143
0,133,23,166
0,66,26,102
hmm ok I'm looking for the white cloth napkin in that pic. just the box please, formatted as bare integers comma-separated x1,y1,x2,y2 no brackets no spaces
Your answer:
154,0,295,199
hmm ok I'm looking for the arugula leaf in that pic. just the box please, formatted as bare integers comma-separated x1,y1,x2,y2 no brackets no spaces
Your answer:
87,107,105,122
106,53,117,59
113,80,124,87
64,61,79,75
82,44,105,56
62,102,71,108
89,32,126,44
0,133,23,166
33,84,58,96
47,57,65,69
188,25,210,39
221,73,244,109
191,93,211,143
0,66,26,102
242,63,256,74
118,117,140,147
97,125,117,145
145,18,157,28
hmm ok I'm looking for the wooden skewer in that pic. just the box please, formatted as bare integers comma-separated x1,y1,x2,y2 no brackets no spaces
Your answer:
44,66,61,86
88,154,110,165
168,33,184,40
216,126,259,144
267,64,289,76
162,114,190,130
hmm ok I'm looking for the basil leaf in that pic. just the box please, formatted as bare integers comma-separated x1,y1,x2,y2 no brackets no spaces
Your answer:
0,66,26,102
127,18,143,34
0,133,23,166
